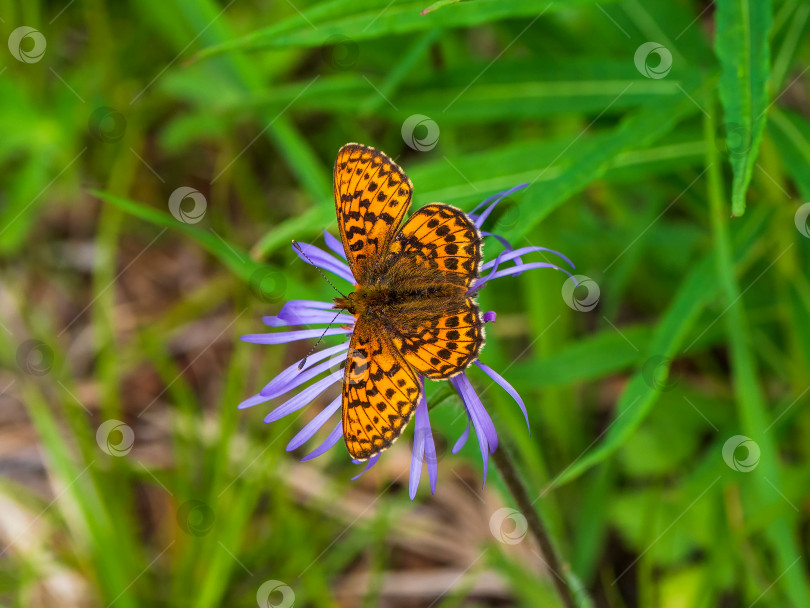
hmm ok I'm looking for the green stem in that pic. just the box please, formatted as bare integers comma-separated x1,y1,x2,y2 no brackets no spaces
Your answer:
491,445,583,608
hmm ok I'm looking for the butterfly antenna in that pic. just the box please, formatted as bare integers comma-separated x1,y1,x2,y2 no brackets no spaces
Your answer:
298,311,343,370
292,240,348,298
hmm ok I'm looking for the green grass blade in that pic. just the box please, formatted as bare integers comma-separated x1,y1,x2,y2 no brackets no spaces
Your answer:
251,133,705,258
194,0,614,59
768,109,810,199
549,203,770,488
714,0,773,216
770,2,810,91
92,189,264,282
22,384,140,608
704,108,810,606
508,325,652,388
502,75,707,241
420,0,462,14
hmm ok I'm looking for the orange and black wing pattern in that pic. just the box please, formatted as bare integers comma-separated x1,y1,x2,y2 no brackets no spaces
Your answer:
333,143,413,285
392,299,484,380
390,203,482,285
342,317,421,460
387,204,485,378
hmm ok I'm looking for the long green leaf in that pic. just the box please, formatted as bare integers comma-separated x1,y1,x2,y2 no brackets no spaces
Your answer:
195,0,613,59
217,61,680,122
714,0,773,216
249,133,705,259
502,75,708,241
508,325,652,388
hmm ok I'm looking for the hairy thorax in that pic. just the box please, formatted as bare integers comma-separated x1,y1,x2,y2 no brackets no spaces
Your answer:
333,264,470,321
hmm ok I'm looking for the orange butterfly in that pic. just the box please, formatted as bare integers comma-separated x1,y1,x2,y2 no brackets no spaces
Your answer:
331,143,485,460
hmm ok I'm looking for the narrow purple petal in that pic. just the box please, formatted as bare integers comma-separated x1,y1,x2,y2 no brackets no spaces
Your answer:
408,389,436,499
475,361,529,432
480,231,524,272
263,299,356,327
450,374,499,485
300,420,343,461
469,192,506,216
471,262,575,292
241,328,352,345
287,394,343,451
481,246,575,271
455,375,499,454
238,392,273,410
351,454,380,480
323,230,347,260
486,262,575,282
480,231,514,247
484,311,497,323
263,310,354,327
477,247,515,288
260,351,347,398
263,369,343,423
292,242,354,284
469,184,529,221
260,342,349,399
452,419,471,453
281,300,338,313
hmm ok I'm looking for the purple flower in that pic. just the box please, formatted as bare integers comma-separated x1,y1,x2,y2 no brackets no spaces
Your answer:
241,184,575,499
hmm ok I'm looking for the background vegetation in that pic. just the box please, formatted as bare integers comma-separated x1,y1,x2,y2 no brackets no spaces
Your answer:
1,0,809,606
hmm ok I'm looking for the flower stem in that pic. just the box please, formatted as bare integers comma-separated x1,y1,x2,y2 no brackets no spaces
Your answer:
491,445,583,608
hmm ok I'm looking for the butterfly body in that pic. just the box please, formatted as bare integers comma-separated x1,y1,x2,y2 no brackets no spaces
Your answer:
333,264,468,318
332,143,486,460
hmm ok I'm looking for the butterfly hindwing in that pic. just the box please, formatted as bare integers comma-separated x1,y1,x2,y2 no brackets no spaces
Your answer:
391,297,485,380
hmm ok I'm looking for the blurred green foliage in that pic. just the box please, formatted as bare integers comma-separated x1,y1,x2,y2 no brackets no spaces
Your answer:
1,0,809,607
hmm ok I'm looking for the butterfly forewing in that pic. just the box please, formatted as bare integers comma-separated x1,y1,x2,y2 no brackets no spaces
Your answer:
391,298,484,380
342,318,421,460
333,143,413,285
390,203,482,284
